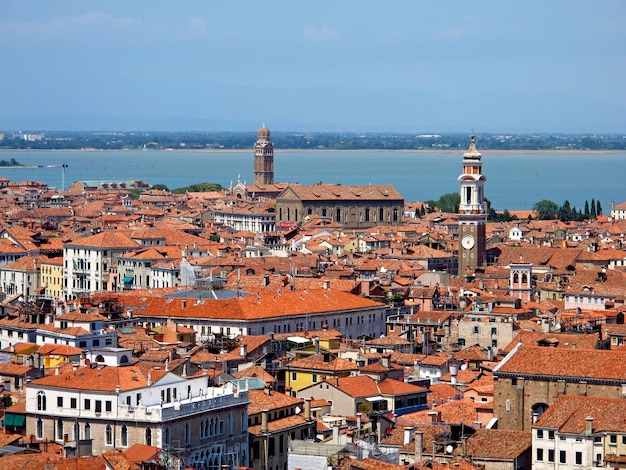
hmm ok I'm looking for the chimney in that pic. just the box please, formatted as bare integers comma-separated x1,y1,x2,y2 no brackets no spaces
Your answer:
415,431,423,463
261,410,269,434
315,337,320,355
403,426,415,445
356,413,362,440
381,354,391,369
304,398,312,421
333,424,339,443
585,416,593,434
450,363,459,385
334,376,339,387
323,280,330,289
55,366,60,376
181,300,186,309
428,411,441,423
264,383,272,396
240,344,247,357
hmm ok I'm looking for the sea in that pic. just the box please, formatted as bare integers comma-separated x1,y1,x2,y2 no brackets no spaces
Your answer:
0,149,624,211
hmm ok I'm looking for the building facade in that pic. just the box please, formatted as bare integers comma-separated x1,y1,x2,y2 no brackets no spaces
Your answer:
275,183,404,230
25,352,250,469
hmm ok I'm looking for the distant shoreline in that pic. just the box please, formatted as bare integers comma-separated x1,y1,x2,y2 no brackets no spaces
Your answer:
0,148,619,155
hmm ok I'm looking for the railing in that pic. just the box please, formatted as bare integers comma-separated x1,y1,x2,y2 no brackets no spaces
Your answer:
116,389,249,422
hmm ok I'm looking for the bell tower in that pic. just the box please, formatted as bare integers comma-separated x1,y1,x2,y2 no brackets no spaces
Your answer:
457,135,487,276
253,124,274,186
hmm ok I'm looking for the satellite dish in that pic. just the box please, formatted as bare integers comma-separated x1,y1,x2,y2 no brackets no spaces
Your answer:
446,445,454,454
460,364,467,370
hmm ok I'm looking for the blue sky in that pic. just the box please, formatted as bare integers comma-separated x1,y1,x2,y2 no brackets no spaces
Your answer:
0,1,624,132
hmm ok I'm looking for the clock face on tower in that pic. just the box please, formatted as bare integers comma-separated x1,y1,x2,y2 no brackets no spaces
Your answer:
461,235,475,250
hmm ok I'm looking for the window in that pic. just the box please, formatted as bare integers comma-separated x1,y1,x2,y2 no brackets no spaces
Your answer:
121,425,128,447
575,451,582,465
610,434,617,444
185,422,191,446
37,391,47,411
537,429,543,439
36,418,44,439
291,372,297,381
105,425,113,446
57,396,63,408
548,449,554,463
56,418,63,441
70,397,77,409
84,399,91,410
473,325,479,334
95,400,102,413
85,423,91,440
145,427,152,446
548,430,555,440
560,450,566,464
536,448,543,461
312,374,318,383
106,401,112,412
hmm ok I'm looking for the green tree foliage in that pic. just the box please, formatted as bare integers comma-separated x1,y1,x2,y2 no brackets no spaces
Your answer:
172,183,223,194
533,200,560,220
591,198,596,218
596,200,602,216
151,184,170,191
425,192,460,213
584,200,590,218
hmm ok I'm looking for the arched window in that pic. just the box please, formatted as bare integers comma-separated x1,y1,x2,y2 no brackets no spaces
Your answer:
145,427,152,446
73,421,79,441
307,208,313,215
185,422,191,446
56,418,63,441
164,427,171,447
37,391,47,411
379,208,384,222
121,425,128,447
84,423,91,440
365,208,370,222
95,355,105,363
120,355,129,364
105,425,113,446
393,208,398,222
36,418,44,439
322,208,327,217
336,208,341,223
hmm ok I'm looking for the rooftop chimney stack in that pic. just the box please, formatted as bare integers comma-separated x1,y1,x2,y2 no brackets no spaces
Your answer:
304,398,312,421
261,410,269,433
415,431,423,463
403,426,415,445
585,416,594,434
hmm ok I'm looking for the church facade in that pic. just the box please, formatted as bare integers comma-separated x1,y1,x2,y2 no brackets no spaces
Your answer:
275,183,404,230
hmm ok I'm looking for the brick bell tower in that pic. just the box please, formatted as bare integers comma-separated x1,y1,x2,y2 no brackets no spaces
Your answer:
457,134,487,276
253,124,274,186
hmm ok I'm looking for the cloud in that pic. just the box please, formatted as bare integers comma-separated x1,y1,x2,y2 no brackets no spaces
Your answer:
303,25,340,42
186,17,210,39
0,12,141,43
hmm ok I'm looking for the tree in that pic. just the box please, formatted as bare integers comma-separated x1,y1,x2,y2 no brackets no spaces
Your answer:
533,200,559,220
429,192,460,213
559,200,572,221
596,200,602,216
591,198,596,218
151,184,170,191
584,200,590,218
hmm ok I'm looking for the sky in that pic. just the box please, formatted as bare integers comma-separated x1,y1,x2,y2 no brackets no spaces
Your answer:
0,1,624,133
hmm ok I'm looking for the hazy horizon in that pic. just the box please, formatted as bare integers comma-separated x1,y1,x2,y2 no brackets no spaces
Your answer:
1,1,624,133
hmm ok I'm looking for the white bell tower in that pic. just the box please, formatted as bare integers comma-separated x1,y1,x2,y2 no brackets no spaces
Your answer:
457,135,487,276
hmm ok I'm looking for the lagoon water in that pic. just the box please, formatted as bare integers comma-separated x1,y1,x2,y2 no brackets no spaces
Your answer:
0,149,624,211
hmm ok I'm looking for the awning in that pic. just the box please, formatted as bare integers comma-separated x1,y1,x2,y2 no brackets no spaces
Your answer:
286,337,310,344
366,396,387,403
3,414,25,427
122,276,134,283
